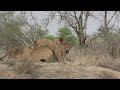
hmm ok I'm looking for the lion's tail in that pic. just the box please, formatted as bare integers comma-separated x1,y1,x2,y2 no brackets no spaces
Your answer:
0,52,9,61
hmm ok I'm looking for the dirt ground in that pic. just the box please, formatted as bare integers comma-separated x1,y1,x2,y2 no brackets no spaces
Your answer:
0,61,120,79
1,49,120,79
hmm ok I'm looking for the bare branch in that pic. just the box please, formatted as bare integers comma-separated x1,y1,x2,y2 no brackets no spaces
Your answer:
22,30,33,43
79,11,83,32
83,11,90,31
30,12,39,27
58,11,64,20
73,11,81,31
13,33,29,47
67,17,77,31
107,11,117,26
73,11,79,23
43,11,57,27
90,13,103,22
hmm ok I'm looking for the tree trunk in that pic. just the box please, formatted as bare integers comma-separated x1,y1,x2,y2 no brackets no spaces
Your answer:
104,11,108,41
78,33,87,49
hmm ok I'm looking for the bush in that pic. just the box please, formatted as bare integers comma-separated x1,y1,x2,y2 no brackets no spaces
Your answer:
45,35,56,40
67,46,120,72
14,58,39,78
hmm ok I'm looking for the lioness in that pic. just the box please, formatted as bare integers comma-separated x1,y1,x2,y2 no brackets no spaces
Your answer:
0,47,24,61
0,46,56,63
0,38,71,64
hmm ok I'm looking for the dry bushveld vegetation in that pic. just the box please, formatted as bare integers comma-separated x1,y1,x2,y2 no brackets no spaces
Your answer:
1,11,120,79
1,42,120,79
0,58,39,79
68,44,120,72
68,47,118,69
0,35,120,79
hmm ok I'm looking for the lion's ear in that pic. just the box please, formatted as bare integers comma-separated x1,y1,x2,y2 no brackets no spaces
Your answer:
59,37,64,43
34,40,37,46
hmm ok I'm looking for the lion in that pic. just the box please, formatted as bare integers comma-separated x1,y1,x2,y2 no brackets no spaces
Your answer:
0,38,71,64
33,38,71,63
21,46,56,63
28,47,55,62
0,47,24,61
22,47,33,59
0,46,55,63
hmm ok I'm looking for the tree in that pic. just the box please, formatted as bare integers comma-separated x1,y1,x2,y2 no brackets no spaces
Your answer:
13,11,48,47
48,11,91,49
0,11,24,48
48,11,120,49
0,11,48,49
96,11,120,57
57,27,77,46
45,35,56,40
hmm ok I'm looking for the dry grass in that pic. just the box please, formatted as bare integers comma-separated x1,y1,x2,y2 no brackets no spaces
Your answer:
30,63,120,79
1,46,120,79
0,58,40,79
13,58,39,78
3,58,16,66
67,47,120,72
0,55,120,79
98,71,119,79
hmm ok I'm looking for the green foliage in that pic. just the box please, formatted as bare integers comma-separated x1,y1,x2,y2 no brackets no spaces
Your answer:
0,11,48,48
36,29,48,39
27,26,48,40
0,11,23,48
57,27,77,46
45,35,56,40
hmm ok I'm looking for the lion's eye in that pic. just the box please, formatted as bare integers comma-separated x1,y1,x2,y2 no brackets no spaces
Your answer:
65,50,69,54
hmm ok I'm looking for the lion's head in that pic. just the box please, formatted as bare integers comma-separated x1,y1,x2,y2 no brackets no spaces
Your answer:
54,38,70,54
